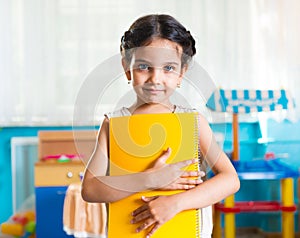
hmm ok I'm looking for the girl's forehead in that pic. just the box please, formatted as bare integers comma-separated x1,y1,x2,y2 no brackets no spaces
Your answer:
133,38,182,65
145,38,183,52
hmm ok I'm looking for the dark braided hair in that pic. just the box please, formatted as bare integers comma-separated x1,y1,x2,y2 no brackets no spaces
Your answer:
120,14,196,66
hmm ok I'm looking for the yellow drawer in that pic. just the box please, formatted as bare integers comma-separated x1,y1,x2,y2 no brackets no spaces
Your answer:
35,161,85,186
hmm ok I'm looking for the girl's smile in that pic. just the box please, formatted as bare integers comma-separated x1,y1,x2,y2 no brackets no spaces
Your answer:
142,84,165,94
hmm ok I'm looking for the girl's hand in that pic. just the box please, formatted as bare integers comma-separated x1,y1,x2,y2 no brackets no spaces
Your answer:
131,195,179,237
146,147,205,190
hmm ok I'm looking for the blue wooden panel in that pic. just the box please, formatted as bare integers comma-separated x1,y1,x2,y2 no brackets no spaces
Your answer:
35,186,74,238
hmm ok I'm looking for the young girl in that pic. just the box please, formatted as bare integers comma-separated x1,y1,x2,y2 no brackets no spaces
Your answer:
81,14,240,238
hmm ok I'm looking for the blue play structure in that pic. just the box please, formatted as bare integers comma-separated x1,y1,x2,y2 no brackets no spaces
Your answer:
211,119,300,234
207,89,299,237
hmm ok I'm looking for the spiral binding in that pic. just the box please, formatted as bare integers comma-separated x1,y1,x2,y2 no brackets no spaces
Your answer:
194,112,201,238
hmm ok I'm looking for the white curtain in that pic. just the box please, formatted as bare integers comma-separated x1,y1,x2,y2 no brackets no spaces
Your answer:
1,0,299,125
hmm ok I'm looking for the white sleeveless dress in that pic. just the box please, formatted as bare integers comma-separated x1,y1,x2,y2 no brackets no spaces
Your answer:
105,106,213,238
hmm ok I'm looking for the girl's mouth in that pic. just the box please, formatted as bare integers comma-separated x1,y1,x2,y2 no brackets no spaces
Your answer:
142,86,165,93
143,88,165,94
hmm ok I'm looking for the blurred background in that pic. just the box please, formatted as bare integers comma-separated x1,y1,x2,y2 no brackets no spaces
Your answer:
1,0,300,237
1,0,299,125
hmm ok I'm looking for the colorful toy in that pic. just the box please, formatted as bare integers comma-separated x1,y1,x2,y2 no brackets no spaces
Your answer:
1,210,36,238
42,153,83,163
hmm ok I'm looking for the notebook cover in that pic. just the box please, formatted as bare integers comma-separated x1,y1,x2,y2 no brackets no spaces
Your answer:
108,112,200,237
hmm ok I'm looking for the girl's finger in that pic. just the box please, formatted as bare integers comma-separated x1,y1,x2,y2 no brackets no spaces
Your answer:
178,177,203,185
171,158,198,170
180,170,203,177
132,204,148,216
136,218,155,233
146,223,161,237
154,147,172,165
131,209,151,224
141,195,158,203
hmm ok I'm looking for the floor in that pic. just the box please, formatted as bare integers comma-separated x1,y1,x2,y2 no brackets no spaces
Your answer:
236,234,265,238
229,228,266,238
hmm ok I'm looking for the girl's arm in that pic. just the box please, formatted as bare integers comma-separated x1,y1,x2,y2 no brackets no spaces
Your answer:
81,117,202,203
172,114,240,208
131,114,240,236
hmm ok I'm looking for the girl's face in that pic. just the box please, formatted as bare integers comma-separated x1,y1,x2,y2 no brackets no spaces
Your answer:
124,38,186,107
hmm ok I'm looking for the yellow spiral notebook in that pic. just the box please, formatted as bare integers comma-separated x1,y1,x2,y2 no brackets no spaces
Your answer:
108,112,200,238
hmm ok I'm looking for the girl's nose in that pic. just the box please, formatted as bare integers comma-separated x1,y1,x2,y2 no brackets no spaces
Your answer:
147,67,162,84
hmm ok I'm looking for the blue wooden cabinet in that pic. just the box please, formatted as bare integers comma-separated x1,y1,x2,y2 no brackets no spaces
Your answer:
34,130,94,237
34,161,84,237
35,186,74,238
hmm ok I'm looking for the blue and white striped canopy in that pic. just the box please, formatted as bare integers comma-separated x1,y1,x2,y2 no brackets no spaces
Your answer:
206,89,295,113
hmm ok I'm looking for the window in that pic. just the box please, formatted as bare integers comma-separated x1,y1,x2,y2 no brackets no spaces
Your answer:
1,0,299,125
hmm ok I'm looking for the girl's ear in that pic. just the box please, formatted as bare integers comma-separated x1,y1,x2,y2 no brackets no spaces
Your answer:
178,64,188,84
122,58,131,81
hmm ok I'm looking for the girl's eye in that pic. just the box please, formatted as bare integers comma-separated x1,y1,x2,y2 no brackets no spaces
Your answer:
163,65,175,72
138,64,149,71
